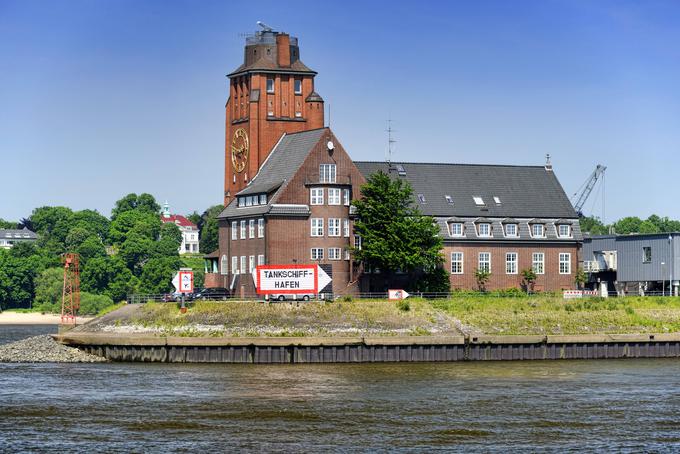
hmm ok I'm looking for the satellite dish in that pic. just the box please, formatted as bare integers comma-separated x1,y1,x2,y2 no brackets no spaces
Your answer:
327,141,335,151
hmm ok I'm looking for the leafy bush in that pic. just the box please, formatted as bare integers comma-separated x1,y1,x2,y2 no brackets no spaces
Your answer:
78,292,115,315
396,299,410,312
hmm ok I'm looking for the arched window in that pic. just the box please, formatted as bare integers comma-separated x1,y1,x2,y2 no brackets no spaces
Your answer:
220,255,228,275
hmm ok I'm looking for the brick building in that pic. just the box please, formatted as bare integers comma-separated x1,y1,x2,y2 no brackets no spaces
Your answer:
205,25,582,294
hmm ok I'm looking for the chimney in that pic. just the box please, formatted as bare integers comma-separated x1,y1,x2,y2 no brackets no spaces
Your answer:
544,153,553,172
276,33,291,67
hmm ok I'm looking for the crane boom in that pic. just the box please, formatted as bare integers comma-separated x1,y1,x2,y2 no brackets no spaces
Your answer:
572,164,606,215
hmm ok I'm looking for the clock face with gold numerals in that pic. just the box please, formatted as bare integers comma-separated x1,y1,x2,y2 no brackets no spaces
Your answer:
231,128,249,173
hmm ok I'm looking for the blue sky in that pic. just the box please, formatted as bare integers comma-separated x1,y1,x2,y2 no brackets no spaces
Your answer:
1,0,679,222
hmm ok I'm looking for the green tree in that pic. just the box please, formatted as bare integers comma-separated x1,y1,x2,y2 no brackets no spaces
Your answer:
138,256,183,294
521,268,537,293
81,256,137,302
574,267,587,290
109,210,161,244
0,250,37,310
33,267,65,313
30,206,74,249
111,193,160,220
614,216,643,234
579,216,608,235
118,232,155,273
198,204,223,254
187,211,202,226
639,220,660,234
474,267,491,292
0,218,17,229
352,171,444,289
70,209,110,242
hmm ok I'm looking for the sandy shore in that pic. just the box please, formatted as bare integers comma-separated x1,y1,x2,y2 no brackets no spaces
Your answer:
0,312,94,325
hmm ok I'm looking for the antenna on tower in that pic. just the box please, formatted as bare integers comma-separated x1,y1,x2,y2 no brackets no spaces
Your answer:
386,117,396,166
256,21,274,32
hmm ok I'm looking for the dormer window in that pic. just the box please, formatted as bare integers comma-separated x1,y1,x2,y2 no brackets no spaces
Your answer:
238,197,245,207
477,223,492,237
532,223,545,238
505,223,518,237
449,222,464,237
259,194,267,205
417,194,426,204
493,196,501,205
473,196,485,206
558,224,571,238
246,196,253,207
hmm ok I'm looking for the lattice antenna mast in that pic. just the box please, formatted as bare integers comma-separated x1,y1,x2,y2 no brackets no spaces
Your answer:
386,118,396,166
61,253,80,325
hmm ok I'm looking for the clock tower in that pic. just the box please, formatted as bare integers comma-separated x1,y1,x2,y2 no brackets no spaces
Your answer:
224,24,325,205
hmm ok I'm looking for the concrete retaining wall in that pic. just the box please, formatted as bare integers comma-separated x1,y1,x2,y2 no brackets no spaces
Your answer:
53,333,680,363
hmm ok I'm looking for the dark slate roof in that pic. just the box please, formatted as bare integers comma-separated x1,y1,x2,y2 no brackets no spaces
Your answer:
228,58,316,77
354,161,578,219
237,128,326,197
218,128,327,220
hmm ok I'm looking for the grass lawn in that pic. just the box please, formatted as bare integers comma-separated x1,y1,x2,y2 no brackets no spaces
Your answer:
430,296,680,335
129,299,458,337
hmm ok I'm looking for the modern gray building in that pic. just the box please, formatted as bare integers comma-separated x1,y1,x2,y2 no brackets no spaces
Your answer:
582,233,680,296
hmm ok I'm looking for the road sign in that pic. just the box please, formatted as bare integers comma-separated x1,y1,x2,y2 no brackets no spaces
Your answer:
172,270,194,293
388,289,410,300
252,264,332,295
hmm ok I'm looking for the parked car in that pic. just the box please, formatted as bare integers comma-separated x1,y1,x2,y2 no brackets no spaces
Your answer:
190,287,231,301
162,292,182,302
267,293,316,302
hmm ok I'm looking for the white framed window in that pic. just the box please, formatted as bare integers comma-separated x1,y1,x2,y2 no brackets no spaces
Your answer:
240,256,246,274
319,164,336,183
451,252,463,274
344,249,350,260
259,194,267,205
258,254,265,266
343,188,350,206
328,188,341,205
354,235,362,250
643,247,652,263
258,218,264,238
231,256,238,274
238,197,245,207
558,224,571,238
532,224,545,238
506,252,517,274
477,223,491,237
294,79,302,94
505,224,518,237
266,78,274,93
532,252,545,274
220,255,228,275
311,248,324,260
478,252,491,272
231,221,237,240
559,253,571,274
249,255,255,273
311,218,324,237
246,196,253,207
248,219,255,239
449,223,464,237
343,219,350,237
328,248,341,260
328,218,341,237
310,188,324,205
240,220,246,239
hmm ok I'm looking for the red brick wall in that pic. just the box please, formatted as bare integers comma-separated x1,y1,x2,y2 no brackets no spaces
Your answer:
444,243,579,291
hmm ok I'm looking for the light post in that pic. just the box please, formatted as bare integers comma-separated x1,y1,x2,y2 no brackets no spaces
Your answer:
661,262,666,297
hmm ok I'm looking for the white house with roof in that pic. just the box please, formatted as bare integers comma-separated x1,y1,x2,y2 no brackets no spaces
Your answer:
0,227,39,249
160,202,199,254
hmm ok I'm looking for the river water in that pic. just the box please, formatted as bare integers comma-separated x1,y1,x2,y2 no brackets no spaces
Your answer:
2,326,680,452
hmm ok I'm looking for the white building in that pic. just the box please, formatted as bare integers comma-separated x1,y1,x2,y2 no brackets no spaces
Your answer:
160,202,200,254
0,227,38,249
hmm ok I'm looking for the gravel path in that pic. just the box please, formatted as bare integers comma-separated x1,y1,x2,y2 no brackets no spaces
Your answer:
0,335,107,363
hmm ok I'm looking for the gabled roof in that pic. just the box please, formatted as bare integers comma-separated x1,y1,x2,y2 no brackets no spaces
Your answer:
228,58,316,77
0,227,38,239
237,128,327,197
160,214,197,228
354,161,577,219
219,128,328,219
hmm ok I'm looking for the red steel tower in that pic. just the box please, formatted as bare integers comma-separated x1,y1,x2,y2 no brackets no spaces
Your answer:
61,253,80,324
